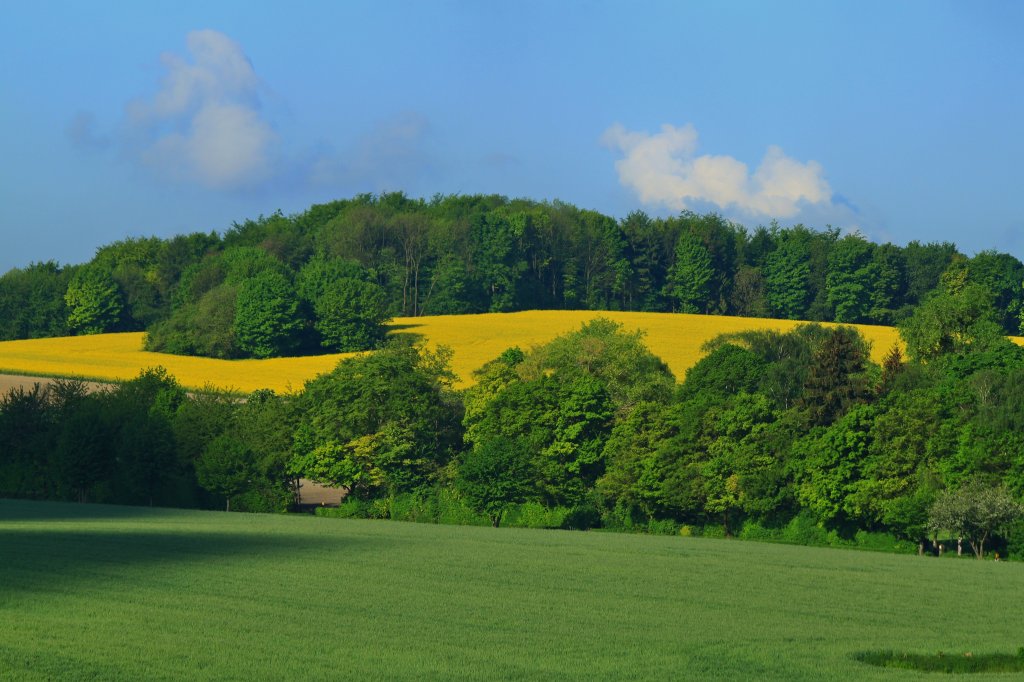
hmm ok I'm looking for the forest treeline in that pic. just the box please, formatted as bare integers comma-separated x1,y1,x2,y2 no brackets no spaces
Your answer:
3,192,1024,358
3,278,1023,557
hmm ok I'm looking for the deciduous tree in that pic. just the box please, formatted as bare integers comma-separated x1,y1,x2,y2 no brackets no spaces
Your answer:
928,479,1024,558
65,266,122,334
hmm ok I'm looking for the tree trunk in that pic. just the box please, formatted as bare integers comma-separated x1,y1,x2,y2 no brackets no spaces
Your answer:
226,497,231,512
412,258,420,316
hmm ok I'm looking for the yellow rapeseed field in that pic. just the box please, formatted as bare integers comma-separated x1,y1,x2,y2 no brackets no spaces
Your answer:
0,333,356,394
0,311,914,392
390,311,905,386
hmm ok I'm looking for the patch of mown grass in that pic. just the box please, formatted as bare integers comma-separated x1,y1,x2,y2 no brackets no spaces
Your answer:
855,649,1024,673
4,498,1024,680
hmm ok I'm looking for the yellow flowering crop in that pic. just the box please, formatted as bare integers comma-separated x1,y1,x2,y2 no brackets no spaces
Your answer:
0,332,355,394
0,311,928,392
389,311,907,387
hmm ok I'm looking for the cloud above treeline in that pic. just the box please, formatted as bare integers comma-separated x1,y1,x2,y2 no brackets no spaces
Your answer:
602,122,833,219
123,29,277,190
71,29,434,194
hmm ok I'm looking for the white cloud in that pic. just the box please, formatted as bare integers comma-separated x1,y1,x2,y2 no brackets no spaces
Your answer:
601,122,832,218
76,30,440,195
125,30,277,189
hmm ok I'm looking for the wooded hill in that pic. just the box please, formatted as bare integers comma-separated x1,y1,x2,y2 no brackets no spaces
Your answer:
2,192,1023,358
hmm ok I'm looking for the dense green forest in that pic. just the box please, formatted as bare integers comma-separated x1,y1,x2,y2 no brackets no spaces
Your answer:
3,192,1024,358
3,278,1023,556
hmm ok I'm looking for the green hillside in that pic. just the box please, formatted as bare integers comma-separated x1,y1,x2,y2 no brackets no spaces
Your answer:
2,499,1022,680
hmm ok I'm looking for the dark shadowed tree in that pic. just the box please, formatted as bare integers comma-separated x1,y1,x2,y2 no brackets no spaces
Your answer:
0,261,70,340
196,434,256,511
312,278,389,351
457,435,535,527
798,326,871,426
233,271,305,358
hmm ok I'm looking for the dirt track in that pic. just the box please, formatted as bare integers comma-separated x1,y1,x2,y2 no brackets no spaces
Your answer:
0,374,110,395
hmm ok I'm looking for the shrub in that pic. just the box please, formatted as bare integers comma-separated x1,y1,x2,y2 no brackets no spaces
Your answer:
389,492,440,523
738,519,778,541
315,499,369,519
562,504,602,531
700,525,727,539
600,500,645,532
503,502,568,529
646,518,680,535
1002,519,1024,559
850,530,916,553
232,488,290,513
781,512,830,545
435,491,490,526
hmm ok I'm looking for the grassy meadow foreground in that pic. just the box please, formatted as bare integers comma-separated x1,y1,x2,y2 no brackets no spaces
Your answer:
2,500,1023,680
0,310,906,391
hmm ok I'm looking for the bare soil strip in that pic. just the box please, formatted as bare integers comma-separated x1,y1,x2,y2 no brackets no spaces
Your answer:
0,373,110,395
296,479,347,507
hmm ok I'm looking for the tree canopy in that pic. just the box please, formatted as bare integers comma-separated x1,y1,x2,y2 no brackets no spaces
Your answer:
5,192,1023,360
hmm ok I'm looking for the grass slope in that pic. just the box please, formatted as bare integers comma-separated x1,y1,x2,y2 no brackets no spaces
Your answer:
2,499,1023,680
0,311,909,392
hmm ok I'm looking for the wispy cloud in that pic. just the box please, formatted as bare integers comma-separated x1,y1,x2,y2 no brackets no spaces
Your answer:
601,122,832,219
125,30,276,189
308,112,434,191
72,29,438,195
121,29,277,190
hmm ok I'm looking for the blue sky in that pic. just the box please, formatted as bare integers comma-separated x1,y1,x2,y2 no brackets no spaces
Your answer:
2,1,1022,273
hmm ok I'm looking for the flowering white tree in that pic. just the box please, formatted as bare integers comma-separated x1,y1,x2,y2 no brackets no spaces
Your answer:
928,479,1023,559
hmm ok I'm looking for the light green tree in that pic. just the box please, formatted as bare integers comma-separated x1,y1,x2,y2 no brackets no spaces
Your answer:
65,266,122,334
898,283,1002,362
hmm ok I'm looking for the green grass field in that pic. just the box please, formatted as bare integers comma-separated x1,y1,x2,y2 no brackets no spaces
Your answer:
2,500,1023,680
